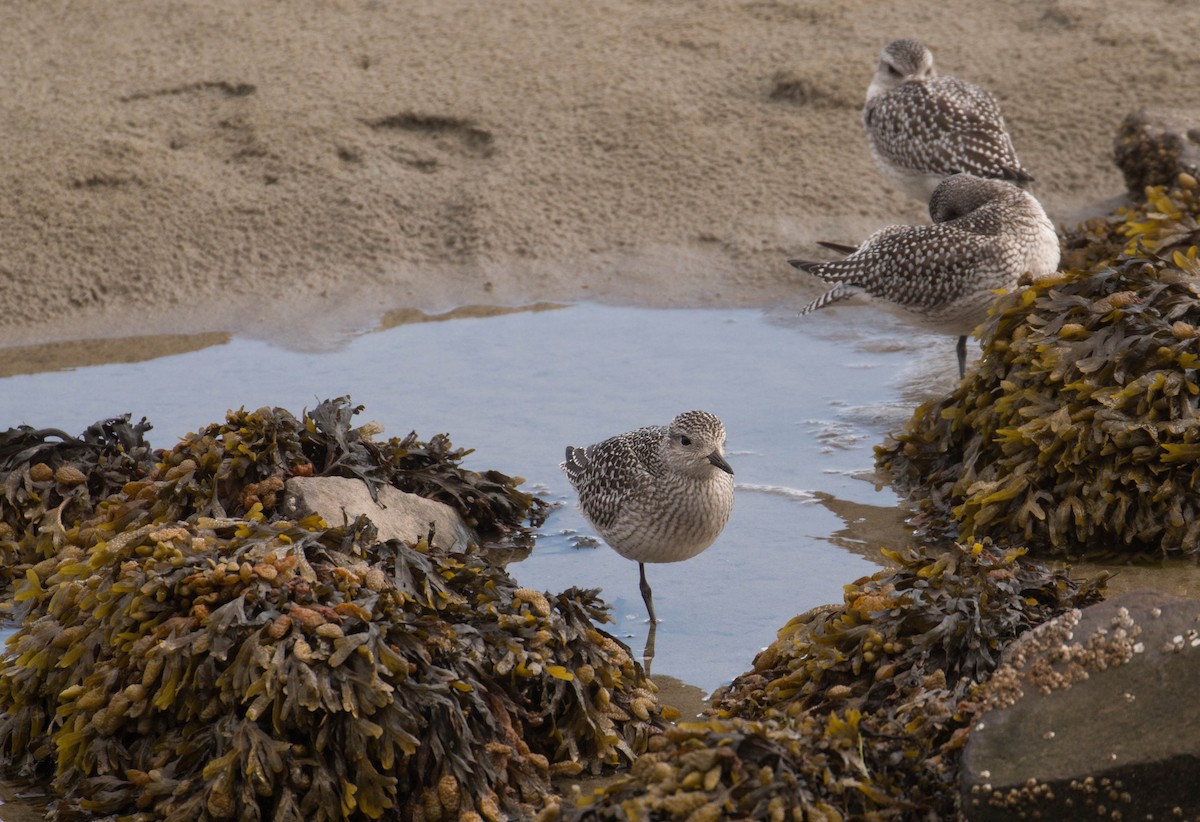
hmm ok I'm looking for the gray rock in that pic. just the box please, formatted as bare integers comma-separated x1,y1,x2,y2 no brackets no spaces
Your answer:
1113,109,1200,194
281,476,474,552
961,590,1200,821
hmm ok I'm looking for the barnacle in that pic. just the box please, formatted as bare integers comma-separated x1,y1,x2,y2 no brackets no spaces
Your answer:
0,399,661,820
879,175,1200,558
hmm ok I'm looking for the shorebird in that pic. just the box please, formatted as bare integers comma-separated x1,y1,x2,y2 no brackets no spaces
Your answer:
788,173,1060,378
561,411,735,624
864,38,1033,202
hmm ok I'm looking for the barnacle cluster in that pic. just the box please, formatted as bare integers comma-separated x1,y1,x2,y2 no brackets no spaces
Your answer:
0,399,663,820
878,174,1200,557
563,541,1103,819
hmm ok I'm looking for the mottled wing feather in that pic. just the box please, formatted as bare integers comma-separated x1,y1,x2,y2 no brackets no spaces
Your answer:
798,225,994,311
562,427,663,533
867,78,1028,180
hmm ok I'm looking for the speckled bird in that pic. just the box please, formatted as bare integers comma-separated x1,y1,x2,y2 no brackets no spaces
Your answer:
561,410,735,623
788,173,1060,377
863,38,1033,202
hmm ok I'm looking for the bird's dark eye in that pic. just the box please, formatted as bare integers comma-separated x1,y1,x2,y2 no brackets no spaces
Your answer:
886,64,902,77
680,435,692,446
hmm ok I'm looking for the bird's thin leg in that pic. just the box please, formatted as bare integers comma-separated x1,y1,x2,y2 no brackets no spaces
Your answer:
956,335,967,379
638,562,659,624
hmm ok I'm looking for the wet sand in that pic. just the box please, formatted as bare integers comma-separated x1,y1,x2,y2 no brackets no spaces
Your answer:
2,1,1200,351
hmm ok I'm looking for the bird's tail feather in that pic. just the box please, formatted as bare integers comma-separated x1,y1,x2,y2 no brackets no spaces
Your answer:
788,258,820,273
561,445,590,482
1005,167,1035,186
815,240,859,256
799,283,855,316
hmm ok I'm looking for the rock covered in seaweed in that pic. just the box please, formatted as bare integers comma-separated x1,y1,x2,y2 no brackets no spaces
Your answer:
0,399,663,820
0,398,545,607
562,541,1104,820
1113,109,1200,195
878,174,1200,557
280,475,476,553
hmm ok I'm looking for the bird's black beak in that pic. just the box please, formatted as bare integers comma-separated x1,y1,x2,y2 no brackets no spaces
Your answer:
708,452,734,475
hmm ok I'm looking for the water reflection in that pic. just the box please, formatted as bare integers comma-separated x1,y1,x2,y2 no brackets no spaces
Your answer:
643,621,658,675
0,332,230,379
377,301,567,331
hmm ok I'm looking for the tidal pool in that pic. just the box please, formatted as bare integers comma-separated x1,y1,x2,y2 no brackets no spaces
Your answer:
0,301,944,699
5,300,1198,818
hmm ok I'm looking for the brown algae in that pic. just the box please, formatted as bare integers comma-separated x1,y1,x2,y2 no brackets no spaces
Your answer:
878,174,1200,557
0,398,662,820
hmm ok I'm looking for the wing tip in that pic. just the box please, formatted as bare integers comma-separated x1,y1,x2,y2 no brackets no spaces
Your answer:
788,258,820,273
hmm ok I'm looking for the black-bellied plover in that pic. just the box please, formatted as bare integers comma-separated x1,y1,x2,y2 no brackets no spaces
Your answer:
562,411,735,624
864,38,1033,202
788,173,1059,378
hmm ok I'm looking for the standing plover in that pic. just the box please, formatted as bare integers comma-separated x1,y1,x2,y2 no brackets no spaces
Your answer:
789,173,1059,377
562,411,735,624
864,38,1033,201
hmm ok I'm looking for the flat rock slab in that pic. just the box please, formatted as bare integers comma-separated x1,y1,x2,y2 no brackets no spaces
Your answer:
282,476,474,552
961,589,1200,821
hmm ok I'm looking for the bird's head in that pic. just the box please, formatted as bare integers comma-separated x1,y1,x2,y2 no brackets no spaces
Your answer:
663,410,733,478
867,39,936,99
928,173,1022,223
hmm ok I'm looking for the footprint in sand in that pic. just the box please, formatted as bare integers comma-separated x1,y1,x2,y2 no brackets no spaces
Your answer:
118,80,277,181
358,111,495,173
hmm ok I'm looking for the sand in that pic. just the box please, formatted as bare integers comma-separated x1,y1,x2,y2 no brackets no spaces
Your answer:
1,0,1199,350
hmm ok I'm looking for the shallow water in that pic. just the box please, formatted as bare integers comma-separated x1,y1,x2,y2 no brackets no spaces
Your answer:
0,301,947,697
6,300,1200,816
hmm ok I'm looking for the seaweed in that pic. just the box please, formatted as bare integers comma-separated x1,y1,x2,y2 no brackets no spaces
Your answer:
153,397,548,549
877,174,1200,557
0,399,656,820
564,541,1104,819
0,416,156,614
0,398,548,610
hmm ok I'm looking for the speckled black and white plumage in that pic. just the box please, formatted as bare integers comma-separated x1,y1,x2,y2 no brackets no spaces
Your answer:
788,174,1059,375
562,411,734,566
864,39,1032,201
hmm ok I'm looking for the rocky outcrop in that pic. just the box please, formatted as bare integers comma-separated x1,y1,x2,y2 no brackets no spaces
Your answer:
1114,109,1200,194
961,590,1200,820
281,475,475,551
